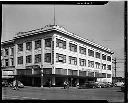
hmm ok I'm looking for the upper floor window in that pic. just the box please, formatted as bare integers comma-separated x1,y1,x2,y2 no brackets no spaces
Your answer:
5,48,9,56
1,50,3,56
45,38,52,47
35,40,41,49
79,58,86,66
26,42,32,50
107,56,111,62
45,53,51,63
88,49,94,57
88,60,94,68
95,62,100,69
95,52,100,59
18,44,23,52
69,56,77,65
69,43,77,52
11,58,14,66
107,65,111,70
35,54,41,63
56,53,66,63
102,63,106,70
56,38,66,49
107,74,111,78
5,59,9,66
79,46,86,55
18,56,23,64
102,54,106,60
26,55,32,63
11,47,14,55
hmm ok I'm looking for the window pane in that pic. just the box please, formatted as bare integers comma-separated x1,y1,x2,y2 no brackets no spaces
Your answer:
26,42,32,50
26,55,32,63
35,54,41,63
18,44,23,51
18,56,23,64
45,53,51,63
45,38,52,47
35,40,41,49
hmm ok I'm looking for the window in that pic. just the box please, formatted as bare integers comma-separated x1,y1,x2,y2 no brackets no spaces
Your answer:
5,48,9,56
45,53,51,63
102,64,106,70
56,53,66,63
102,54,106,60
88,49,94,57
69,56,77,65
26,55,32,63
11,58,14,66
95,52,100,59
18,56,23,64
45,38,52,47
18,44,23,51
107,74,111,78
26,42,32,50
35,40,41,49
56,38,66,49
107,56,111,62
1,50,3,56
11,47,14,55
35,54,41,63
95,62,100,69
69,43,77,52
107,65,111,70
88,60,94,68
79,58,86,66
5,59,9,66
79,46,86,55
102,73,106,78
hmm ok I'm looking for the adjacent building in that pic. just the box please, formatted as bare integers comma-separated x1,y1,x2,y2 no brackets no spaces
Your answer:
1,25,114,87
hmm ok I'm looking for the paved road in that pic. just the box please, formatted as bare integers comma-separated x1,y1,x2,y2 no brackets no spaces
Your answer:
2,86,125,102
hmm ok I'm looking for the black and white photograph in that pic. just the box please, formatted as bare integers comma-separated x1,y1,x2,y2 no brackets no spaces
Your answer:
1,1,127,102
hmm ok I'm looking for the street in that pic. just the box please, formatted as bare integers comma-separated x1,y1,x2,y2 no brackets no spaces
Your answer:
2,86,126,102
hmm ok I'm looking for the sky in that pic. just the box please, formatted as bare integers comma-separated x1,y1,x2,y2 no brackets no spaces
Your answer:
2,2,124,77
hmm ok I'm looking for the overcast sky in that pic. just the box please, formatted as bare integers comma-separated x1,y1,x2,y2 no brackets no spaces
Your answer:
2,2,124,77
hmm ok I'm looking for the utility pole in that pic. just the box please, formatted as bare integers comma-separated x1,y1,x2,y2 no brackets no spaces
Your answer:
112,58,117,83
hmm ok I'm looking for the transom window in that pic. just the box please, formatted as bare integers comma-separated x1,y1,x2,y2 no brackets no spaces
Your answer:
35,40,41,49
88,49,94,57
56,53,66,63
79,46,86,55
69,43,77,52
26,42,32,50
18,44,23,51
56,38,66,49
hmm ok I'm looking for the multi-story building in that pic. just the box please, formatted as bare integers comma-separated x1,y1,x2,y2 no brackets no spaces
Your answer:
1,25,114,87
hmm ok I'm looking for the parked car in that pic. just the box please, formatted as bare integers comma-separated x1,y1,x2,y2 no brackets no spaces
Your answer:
114,82,124,87
78,81,99,89
11,80,24,88
103,82,113,88
95,82,106,88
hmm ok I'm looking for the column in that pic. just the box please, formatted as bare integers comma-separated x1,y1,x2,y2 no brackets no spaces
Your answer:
32,41,35,64
14,44,18,75
23,43,26,66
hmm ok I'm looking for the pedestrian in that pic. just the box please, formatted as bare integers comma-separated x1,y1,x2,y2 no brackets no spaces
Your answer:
66,81,69,89
13,79,19,90
64,81,66,89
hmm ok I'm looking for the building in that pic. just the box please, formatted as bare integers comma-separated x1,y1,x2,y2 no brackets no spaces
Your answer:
1,25,114,87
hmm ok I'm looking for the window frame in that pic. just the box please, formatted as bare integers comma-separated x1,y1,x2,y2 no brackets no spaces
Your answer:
18,56,23,64
26,41,32,50
18,43,23,52
45,53,51,63
26,55,32,63
35,40,41,49
45,38,52,47
35,54,41,63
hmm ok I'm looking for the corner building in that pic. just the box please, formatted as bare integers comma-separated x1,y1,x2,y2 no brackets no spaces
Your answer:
1,25,113,87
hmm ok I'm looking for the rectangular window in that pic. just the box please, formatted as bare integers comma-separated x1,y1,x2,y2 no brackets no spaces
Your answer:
11,58,14,66
88,49,94,57
107,56,111,62
102,54,106,60
79,58,86,66
35,40,41,49
95,62,100,69
69,43,77,52
5,48,9,56
56,38,66,49
95,52,100,59
26,42,32,50
102,73,106,78
69,56,77,65
107,74,111,78
35,54,41,63
45,38,52,47
5,59,9,66
56,53,66,63
79,46,86,55
107,65,111,70
18,44,23,51
88,60,94,68
45,53,51,63
11,47,14,55
18,56,23,64
26,55,32,63
102,64,106,70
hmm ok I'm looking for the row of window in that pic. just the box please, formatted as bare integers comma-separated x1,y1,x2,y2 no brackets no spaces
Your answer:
2,47,14,56
4,58,14,67
18,38,52,52
56,38,111,61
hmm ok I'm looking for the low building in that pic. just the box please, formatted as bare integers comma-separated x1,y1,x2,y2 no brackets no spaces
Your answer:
1,25,114,87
